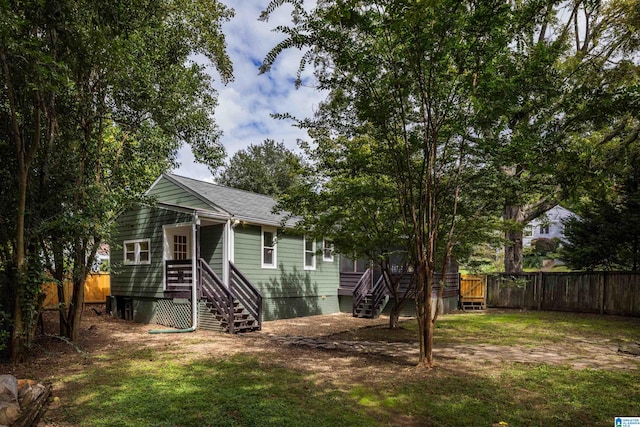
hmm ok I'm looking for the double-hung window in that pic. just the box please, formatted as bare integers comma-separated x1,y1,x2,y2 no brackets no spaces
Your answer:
323,239,334,262
124,239,151,265
262,228,277,268
304,236,316,270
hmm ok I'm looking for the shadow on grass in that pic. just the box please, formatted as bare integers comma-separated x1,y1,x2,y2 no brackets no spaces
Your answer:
55,351,376,427
52,344,640,427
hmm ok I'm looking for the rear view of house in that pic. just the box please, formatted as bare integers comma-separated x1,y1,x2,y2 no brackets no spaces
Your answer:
110,174,340,332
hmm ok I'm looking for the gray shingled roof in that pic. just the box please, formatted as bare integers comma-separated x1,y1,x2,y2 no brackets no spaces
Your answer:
166,174,296,227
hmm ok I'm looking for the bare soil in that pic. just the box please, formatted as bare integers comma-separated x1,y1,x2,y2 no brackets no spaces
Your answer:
1,306,638,426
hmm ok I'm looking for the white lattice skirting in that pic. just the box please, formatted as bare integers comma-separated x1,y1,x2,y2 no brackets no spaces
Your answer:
154,299,192,329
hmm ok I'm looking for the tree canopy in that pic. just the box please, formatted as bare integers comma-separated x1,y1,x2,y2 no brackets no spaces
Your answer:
261,0,534,367
261,0,640,367
217,139,304,196
0,0,233,361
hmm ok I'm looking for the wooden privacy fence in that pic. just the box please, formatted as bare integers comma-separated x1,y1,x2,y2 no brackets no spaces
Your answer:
487,272,640,316
42,273,110,308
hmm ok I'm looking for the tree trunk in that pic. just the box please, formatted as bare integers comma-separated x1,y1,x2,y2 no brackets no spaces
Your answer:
66,275,85,341
389,303,401,329
10,165,29,363
416,262,434,368
503,205,526,273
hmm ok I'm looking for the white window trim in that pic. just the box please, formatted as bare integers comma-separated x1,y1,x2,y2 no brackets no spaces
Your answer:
261,227,277,269
123,238,151,265
322,239,334,262
304,236,316,270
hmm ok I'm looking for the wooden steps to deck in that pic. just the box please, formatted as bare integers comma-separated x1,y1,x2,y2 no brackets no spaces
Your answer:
460,300,486,311
353,295,388,319
203,299,260,333
197,259,262,334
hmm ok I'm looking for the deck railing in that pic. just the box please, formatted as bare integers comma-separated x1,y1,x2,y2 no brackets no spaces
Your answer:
433,272,461,298
166,259,262,332
229,262,263,330
166,260,193,290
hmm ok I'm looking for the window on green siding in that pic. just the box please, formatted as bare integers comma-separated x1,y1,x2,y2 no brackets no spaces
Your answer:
262,228,277,268
124,239,150,265
304,236,316,270
323,239,334,262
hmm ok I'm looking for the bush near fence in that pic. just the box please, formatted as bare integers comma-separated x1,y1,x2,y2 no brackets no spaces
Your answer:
486,272,640,316
42,274,110,308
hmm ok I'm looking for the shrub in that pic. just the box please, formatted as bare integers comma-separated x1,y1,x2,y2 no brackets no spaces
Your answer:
531,238,560,255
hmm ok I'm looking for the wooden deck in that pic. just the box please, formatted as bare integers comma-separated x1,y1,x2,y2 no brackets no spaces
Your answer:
339,271,461,299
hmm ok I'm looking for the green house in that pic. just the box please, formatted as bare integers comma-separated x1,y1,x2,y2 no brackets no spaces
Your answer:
110,173,340,332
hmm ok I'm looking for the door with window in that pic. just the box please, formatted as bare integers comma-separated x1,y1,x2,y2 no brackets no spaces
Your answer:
164,225,192,291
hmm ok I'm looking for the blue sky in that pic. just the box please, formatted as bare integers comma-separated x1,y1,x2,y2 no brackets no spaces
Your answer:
174,1,324,182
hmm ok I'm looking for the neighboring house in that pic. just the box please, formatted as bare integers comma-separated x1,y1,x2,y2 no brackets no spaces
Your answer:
110,173,339,332
523,205,577,247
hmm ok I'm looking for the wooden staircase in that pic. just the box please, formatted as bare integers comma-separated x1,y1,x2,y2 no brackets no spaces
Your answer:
353,270,389,319
199,259,262,333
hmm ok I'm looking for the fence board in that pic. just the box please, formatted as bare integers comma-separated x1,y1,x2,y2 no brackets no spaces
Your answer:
42,274,110,308
486,272,640,317
604,273,640,316
487,273,538,309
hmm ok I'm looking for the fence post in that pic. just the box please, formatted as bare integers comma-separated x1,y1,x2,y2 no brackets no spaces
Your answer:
537,271,543,311
599,272,606,315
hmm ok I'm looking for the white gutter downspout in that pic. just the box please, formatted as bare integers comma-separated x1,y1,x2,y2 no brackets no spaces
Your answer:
223,219,231,286
191,216,199,328
149,213,199,334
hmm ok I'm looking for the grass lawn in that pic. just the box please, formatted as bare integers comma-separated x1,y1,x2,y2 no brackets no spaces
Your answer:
37,311,640,426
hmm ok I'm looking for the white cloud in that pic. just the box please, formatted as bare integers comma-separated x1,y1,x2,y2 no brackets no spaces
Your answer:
174,0,325,181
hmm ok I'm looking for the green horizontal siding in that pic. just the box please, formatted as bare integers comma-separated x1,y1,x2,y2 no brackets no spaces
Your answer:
111,206,193,298
232,224,340,320
200,224,224,276
147,176,212,210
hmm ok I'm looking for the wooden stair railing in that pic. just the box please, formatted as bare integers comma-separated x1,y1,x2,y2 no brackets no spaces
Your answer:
369,275,388,318
229,261,263,331
352,269,373,317
198,259,236,333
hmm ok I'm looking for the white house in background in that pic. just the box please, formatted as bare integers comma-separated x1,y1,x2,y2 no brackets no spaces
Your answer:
523,205,577,247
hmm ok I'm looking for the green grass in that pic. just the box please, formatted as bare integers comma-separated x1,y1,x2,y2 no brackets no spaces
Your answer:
49,311,640,427
331,310,640,347
58,354,377,427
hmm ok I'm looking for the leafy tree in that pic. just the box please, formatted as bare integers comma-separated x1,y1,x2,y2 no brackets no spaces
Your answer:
562,121,640,271
277,134,415,329
0,0,233,361
218,139,304,196
474,0,640,272
261,0,521,367
557,0,640,271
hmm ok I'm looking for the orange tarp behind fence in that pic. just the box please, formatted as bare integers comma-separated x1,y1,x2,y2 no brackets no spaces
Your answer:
42,273,110,308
